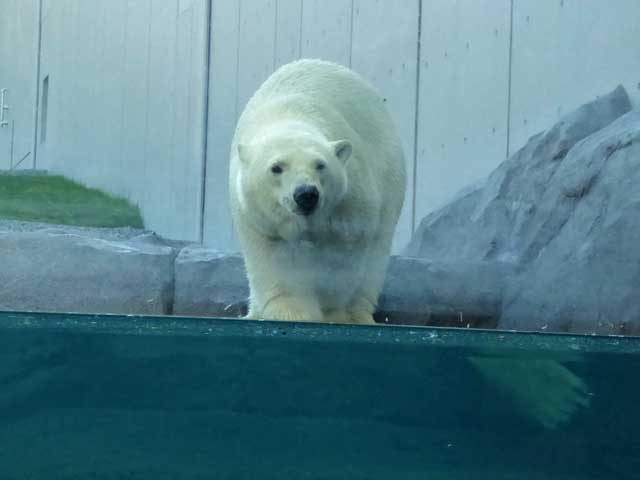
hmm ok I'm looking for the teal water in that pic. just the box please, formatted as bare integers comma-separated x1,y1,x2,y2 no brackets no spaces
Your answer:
0,312,638,479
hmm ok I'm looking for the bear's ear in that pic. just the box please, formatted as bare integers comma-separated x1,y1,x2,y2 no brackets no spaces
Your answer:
332,140,352,164
237,143,250,164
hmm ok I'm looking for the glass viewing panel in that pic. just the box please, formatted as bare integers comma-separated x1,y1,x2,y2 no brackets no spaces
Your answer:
1,2,639,479
1,311,638,479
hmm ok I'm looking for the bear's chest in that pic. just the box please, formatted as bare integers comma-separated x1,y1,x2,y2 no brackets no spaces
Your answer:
276,240,367,302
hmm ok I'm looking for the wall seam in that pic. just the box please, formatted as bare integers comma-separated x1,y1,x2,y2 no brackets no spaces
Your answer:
410,0,423,233
348,0,355,67
273,0,279,68
199,0,213,243
142,0,153,209
506,0,514,159
234,1,242,119
31,0,44,169
118,1,129,196
298,0,303,57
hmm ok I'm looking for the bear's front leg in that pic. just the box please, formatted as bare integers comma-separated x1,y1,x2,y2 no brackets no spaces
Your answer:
323,310,352,324
347,295,377,325
345,232,394,326
261,294,323,322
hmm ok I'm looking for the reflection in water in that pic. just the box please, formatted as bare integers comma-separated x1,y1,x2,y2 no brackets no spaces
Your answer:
0,315,638,479
469,354,591,430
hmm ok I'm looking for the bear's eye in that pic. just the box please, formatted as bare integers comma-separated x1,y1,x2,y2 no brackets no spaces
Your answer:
271,164,283,175
315,162,326,171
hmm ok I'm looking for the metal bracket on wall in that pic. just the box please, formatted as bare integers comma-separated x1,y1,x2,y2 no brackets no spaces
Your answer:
0,88,9,127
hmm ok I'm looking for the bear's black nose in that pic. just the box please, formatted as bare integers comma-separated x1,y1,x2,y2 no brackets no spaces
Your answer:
293,185,319,215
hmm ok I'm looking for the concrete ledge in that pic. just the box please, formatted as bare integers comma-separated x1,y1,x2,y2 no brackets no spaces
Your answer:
0,229,176,315
172,248,506,328
377,257,513,328
0,225,502,329
174,246,248,318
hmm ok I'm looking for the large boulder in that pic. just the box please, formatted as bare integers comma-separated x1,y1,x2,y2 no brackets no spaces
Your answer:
405,85,632,264
501,109,640,334
405,85,640,335
0,229,176,315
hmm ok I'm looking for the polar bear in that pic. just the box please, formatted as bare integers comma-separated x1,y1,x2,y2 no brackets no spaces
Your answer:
227,60,590,431
229,59,406,324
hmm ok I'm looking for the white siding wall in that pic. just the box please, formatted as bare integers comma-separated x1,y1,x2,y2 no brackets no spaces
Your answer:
34,0,208,242
351,0,420,251
415,0,511,221
202,0,422,251
508,0,640,154
203,0,640,253
0,0,39,170
3,1,638,252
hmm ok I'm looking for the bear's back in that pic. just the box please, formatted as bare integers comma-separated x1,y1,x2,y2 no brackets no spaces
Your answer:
244,59,400,155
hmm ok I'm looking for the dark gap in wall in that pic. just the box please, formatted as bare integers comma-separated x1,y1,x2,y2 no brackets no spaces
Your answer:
39,75,49,144
506,0,514,159
410,0,423,234
199,0,214,243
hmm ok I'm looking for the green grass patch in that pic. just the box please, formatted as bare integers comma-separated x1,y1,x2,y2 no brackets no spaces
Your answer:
0,173,144,228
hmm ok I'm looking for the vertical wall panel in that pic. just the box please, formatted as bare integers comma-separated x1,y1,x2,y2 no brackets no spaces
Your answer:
351,0,419,252
83,0,107,185
173,7,191,213
121,0,152,203
0,0,39,169
173,0,206,243
10,0,640,252
143,0,178,234
415,0,511,225
204,0,278,250
186,0,208,241
236,0,277,113
170,2,206,239
35,0,70,170
274,0,302,67
300,0,352,66
100,0,127,191
35,0,206,242
178,0,195,13
203,0,240,250
509,0,640,155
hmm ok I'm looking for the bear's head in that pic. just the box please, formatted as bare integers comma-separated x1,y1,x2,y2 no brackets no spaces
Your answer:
236,131,351,240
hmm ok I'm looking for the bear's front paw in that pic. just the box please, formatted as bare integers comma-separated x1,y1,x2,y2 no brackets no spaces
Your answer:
323,310,352,324
262,295,323,322
469,356,592,430
323,310,375,324
349,311,376,325
348,295,376,325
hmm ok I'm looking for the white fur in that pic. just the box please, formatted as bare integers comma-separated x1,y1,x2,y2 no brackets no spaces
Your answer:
229,59,406,324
